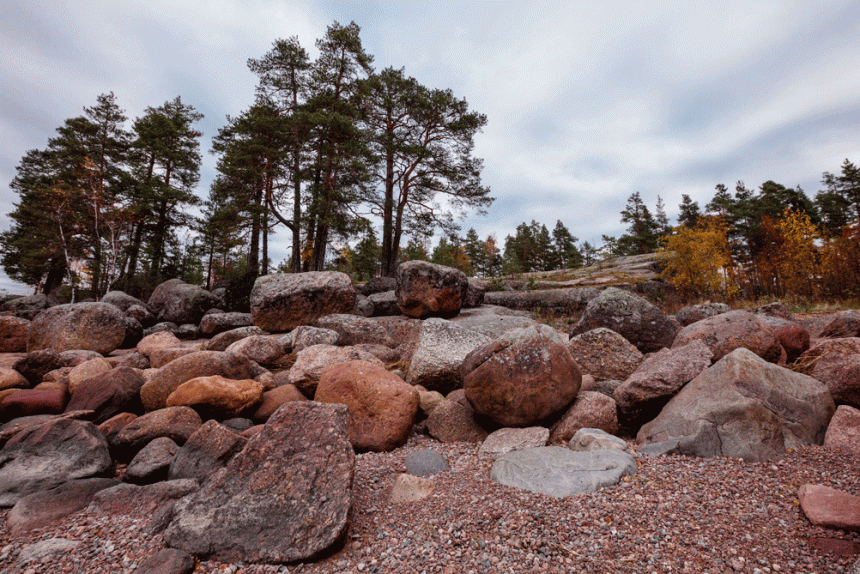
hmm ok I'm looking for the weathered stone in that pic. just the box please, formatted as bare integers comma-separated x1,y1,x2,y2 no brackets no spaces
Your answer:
88,479,200,519
354,343,399,364
288,344,384,397
388,474,434,504
140,351,265,411
137,330,183,358
166,376,263,421
112,406,203,461
417,388,445,417
126,437,180,484
17,538,80,564
225,335,285,365
354,294,373,317
824,405,860,455
478,427,549,460
569,287,678,354
672,310,783,363
367,290,399,316
395,260,469,319
407,318,492,394
799,484,860,531
750,302,794,321
464,278,486,308
567,327,644,381
97,412,137,445
0,367,28,391
13,349,65,386
164,402,355,564
569,428,629,452
613,340,713,426
424,399,488,443
204,326,267,352
220,417,253,434
250,272,357,332
103,290,150,313
148,280,220,325
150,347,200,369
0,315,30,352
675,302,731,327
0,418,112,507
0,388,67,420
6,477,119,535
548,391,619,444
803,340,860,409
820,311,860,338
59,349,103,367
757,315,810,362
316,360,418,451
199,312,253,336
174,324,199,340
490,447,637,498
287,325,340,353
462,324,581,427
168,420,247,482
66,367,144,424
132,548,196,574
638,348,836,461
28,302,127,354
404,449,450,476
126,303,156,327
67,357,113,395
316,314,398,347
250,384,307,424
143,322,179,338
357,276,397,296
3,293,52,320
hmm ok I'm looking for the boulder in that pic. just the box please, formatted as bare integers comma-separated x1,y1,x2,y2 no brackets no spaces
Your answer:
125,437,180,484
638,348,836,461
225,335,285,365
199,312,253,336
249,272,357,332
16,538,79,564
675,302,731,327
354,294,374,317
60,349,103,367
126,304,156,328
164,402,355,564
406,318,492,394
478,427,549,460
0,388,67,420
490,447,637,498
65,366,145,424
27,302,127,354
800,339,860,408
166,376,264,420
132,548,195,574
0,418,113,507
140,351,265,411
143,322,179,338
250,384,307,423
820,311,860,339
88,479,200,519
395,260,469,319
357,276,397,296
204,326,267,352
0,368,28,391
137,330,183,358
174,324,199,340
168,420,247,482
750,302,794,321
150,347,200,369
3,293,52,319
548,391,619,444
12,349,64,386
448,306,539,339
0,315,30,352
462,324,581,427
97,412,138,445
568,287,678,354
316,314,398,347
112,406,203,461
149,280,220,325
286,325,340,353
824,405,860,454
288,344,384,397
67,357,113,395
798,484,860,531
613,340,713,427
102,290,150,313
569,428,629,452
6,477,119,535
367,290,399,316
464,278,486,308
566,327,644,381
404,449,450,476
424,398,488,443
315,360,419,452
757,315,810,362
672,310,783,364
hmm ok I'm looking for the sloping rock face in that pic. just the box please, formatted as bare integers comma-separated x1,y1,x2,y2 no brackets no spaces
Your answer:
250,272,356,332
638,348,836,461
462,324,581,427
165,402,355,564
568,287,678,354
567,327,644,381
27,302,127,355
0,418,113,507
169,420,248,482
315,314,397,348
395,261,468,319
406,318,492,394
448,306,537,339
6,477,119,535
672,310,783,364
0,316,30,352
112,406,203,461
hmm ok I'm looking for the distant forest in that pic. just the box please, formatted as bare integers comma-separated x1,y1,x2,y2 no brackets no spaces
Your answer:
2,21,858,303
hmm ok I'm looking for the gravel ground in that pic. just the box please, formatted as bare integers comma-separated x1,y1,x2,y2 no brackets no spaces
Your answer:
1,434,858,574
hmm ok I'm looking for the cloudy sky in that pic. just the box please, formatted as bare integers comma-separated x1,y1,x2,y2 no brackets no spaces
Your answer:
2,1,859,294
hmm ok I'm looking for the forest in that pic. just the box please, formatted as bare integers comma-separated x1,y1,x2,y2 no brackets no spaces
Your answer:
2,21,858,304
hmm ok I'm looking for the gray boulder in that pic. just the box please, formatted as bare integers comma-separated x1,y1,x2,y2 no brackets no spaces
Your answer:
490,447,637,498
168,420,247,482
250,272,357,332
27,302,127,355
125,437,180,484
448,306,538,339
286,326,340,353
407,318,492,394
199,312,253,337
102,291,150,313
638,348,836,461
204,326,267,352
165,402,354,564
155,282,221,325
675,302,731,327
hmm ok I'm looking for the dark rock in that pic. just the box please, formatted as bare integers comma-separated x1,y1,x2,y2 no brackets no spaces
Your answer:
250,272,357,332
463,278,486,308
168,420,247,482
126,437,180,484
165,402,355,564
548,391,619,444
357,276,397,296
425,399,488,443
820,311,860,338
6,477,119,535
757,315,810,362
1,388,67,421
102,290,151,313
112,406,203,462
395,260,468,319
174,324,199,340
65,367,144,424
0,316,30,352
28,302,127,354
367,290,399,316
126,304,156,328
143,322,179,338
13,349,65,386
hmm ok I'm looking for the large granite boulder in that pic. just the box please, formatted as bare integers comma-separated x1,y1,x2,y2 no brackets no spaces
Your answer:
406,318,492,394
159,284,220,325
490,447,637,498
224,336,285,365
548,391,619,444
6,477,119,535
568,287,678,354
674,302,731,327
820,311,860,338
0,418,113,507
165,402,355,564
424,398,488,443
0,315,30,352
824,405,860,455
462,324,581,427
286,326,340,353
448,306,538,339
3,294,52,320
12,350,64,387
111,406,203,461
315,314,398,347
125,437,180,484
249,272,356,332
165,376,264,420
672,310,783,364
395,261,469,319
66,357,113,395
638,348,836,461
102,291,150,313
168,420,248,482
613,340,713,427
288,344,384,397
140,351,265,411
315,360,418,452
799,338,860,409
65,366,145,424
27,302,127,355
204,326,267,352
566,327,644,381
199,312,253,336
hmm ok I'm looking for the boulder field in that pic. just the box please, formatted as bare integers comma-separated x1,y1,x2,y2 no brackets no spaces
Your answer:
0,262,857,565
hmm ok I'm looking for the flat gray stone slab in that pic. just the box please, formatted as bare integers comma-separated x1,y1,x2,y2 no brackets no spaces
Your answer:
490,446,637,498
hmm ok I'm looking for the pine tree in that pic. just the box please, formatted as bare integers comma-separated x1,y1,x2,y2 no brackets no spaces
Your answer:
552,220,581,269
677,194,701,228
617,192,659,255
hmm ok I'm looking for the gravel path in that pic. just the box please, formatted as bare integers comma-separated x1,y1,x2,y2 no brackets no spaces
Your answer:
1,434,858,574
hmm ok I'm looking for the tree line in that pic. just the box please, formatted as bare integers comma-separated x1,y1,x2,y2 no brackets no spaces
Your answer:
1,22,491,299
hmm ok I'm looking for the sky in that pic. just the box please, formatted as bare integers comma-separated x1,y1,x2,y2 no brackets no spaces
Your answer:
2,0,859,295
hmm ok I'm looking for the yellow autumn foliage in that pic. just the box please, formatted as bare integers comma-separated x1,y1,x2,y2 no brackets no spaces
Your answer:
773,208,821,298
658,216,738,297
